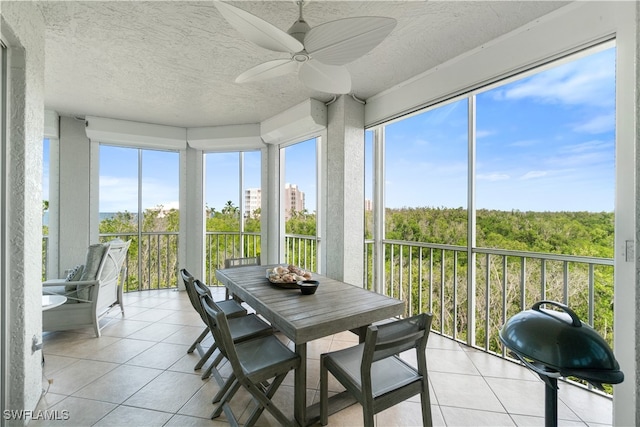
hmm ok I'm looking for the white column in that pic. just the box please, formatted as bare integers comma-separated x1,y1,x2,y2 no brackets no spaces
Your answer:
180,146,204,287
263,144,282,264
325,95,365,285
58,117,92,269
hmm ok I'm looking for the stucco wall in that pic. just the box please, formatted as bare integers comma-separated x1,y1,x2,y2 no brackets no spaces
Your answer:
325,96,365,285
58,117,92,269
1,2,45,420
636,6,640,426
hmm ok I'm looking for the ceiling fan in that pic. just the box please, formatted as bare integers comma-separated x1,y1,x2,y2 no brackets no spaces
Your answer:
214,1,397,94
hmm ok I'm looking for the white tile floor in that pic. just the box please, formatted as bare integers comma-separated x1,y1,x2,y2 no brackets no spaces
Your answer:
34,288,614,426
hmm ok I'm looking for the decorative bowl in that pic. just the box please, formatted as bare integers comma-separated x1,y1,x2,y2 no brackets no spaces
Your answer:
297,280,319,295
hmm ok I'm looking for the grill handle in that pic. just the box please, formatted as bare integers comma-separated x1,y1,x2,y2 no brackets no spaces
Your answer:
532,300,581,327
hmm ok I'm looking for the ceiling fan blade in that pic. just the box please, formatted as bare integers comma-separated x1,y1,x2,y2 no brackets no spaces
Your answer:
298,60,351,94
304,17,397,66
236,59,298,83
214,1,303,53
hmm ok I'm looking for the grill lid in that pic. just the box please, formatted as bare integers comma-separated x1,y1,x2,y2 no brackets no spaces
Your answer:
499,301,623,388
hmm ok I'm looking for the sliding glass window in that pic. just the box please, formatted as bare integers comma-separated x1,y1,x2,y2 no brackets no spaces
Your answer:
99,145,179,291
204,150,262,280
282,137,318,271
368,43,615,350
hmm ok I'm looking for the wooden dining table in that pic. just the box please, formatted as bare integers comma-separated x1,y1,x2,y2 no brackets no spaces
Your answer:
215,264,405,427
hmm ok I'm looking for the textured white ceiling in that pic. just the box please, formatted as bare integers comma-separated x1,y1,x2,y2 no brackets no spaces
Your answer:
38,1,570,128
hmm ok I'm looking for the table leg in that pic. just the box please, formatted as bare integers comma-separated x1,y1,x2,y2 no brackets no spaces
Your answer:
294,343,307,427
355,325,368,343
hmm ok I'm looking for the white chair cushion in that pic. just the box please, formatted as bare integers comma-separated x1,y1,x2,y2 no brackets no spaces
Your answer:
80,243,108,281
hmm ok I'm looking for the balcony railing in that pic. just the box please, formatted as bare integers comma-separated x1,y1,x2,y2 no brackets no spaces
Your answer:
100,232,179,292
70,231,318,291
203,232,317,282
204,231,261,284
44,232,613,368
365,239,614,359
284,233,317,271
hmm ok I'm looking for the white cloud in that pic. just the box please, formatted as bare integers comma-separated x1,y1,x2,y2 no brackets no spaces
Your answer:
543,140,614,170
496,51,614,108
559,139,612,154
476,129,494,139
100,175,179,213
571,113,615,134
477,173,510,181
412,138,430,147
547,151,610,169
509,139,540,148
520,171,548,180
100,176,138,212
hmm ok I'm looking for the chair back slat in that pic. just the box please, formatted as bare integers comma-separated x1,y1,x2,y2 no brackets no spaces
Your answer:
364,313,432,365
180,269,208,321
374,330,425,355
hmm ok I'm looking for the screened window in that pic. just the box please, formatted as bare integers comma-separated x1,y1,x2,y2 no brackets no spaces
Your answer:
282,138,318,271
204,150,262,273
384,98,469,246
367,44,616,347
99,145,179,290
476,47,615,256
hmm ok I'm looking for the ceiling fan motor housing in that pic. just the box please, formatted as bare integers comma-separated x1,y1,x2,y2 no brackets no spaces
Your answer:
287,19,311,44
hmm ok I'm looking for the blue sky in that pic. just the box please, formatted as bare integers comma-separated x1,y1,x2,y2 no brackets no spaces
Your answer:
45,46,615,214
380,46,615,212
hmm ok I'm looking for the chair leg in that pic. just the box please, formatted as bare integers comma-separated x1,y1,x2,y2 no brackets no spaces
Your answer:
243,374,293,427
212,372,236,404
93,313,101,338
188,327,209,353
202,351,225,380
363,412,375,427
117,281,125,316
362,399,375,427
211,379,242,419
421,382,433,427
320,355,329,426
194,343,217,370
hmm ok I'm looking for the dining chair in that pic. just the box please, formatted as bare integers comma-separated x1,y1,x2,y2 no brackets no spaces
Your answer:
180,268,260,379
199,292,300,427
320,313,434,427
223,255,261,300
191,279,274,384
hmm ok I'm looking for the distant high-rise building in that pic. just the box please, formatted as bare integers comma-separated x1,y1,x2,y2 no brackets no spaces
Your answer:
284,183,305,220
245,188,261,218
364,199,373,211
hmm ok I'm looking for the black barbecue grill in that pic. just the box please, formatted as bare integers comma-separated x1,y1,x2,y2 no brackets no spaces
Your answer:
499,300,623,427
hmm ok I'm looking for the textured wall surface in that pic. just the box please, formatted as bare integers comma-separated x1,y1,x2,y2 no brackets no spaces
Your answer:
636,7,640,426
2,1,45,419
58,117,92,269
325,95,364,285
